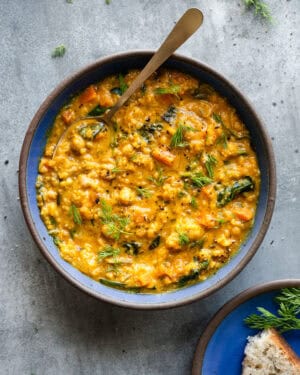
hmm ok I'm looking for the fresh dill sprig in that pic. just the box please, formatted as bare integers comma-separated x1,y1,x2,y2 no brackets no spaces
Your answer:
190,196,198,209
181,172,213,188
244,287,300,333
276,288,300,314
99,199,130,240
69,203,82,225
205,154,217,178
244,0,272,22
178,232,189,246
213,113,229,148
170,124,196,148
136,187,152,198
51,45,66,58
98,245,120,260
148,167,168,186
111,166,125,173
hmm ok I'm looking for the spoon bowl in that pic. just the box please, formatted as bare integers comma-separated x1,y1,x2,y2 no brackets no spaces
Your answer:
52,8,203,157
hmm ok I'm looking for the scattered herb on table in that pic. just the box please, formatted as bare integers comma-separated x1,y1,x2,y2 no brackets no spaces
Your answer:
244,288,300,332
244,0,272,22
51,45,66,58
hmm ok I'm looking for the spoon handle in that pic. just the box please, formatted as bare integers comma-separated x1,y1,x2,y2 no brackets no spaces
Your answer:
105,8,203,122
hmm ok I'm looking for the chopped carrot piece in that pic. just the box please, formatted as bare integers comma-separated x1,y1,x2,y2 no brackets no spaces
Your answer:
233,207,253,221
98,86,114,107
61,109,75,124
79,86,97,103
159,94,174,105
152,149,176,166
201,185,214,199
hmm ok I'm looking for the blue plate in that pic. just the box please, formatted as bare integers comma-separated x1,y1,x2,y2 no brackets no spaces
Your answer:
192,280,300,374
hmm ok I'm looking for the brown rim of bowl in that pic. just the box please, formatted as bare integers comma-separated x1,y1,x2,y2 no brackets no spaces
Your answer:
192,279,300,374
19,50,276,310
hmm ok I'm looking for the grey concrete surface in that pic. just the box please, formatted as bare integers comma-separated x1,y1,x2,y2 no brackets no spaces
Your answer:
0,0,299,374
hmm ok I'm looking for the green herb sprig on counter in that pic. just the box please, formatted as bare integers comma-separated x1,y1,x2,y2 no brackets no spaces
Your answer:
245,288,300,333
244,0,272,22
52,45,66,58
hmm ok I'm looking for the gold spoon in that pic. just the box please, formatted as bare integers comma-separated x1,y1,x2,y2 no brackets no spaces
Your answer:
53,8,203,157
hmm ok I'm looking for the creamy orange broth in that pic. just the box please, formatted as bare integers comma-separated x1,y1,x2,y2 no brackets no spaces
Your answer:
36,69,260,292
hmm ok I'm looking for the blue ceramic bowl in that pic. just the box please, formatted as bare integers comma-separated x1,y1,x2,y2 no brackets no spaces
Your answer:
19,51,276,309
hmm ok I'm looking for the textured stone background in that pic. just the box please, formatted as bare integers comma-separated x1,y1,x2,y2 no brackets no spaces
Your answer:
0,1,299,374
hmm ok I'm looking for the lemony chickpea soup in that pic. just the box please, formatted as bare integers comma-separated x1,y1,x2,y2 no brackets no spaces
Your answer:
36,69,260,293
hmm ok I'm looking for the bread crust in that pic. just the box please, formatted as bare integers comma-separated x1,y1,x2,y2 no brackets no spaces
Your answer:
268,328,300,371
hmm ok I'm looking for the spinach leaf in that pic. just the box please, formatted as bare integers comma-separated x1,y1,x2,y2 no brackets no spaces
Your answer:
162,105,177,123
178,261,209,287
122,242,141,255
217,177,255,207
149,235,161,250
88,105,108,116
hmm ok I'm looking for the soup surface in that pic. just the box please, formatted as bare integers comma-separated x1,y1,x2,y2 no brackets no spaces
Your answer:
37,69,260,292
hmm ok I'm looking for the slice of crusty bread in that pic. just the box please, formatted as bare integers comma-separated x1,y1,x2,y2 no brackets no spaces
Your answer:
242,328,300,375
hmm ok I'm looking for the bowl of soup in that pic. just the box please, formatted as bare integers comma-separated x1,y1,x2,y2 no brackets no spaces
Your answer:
19,51,276,309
